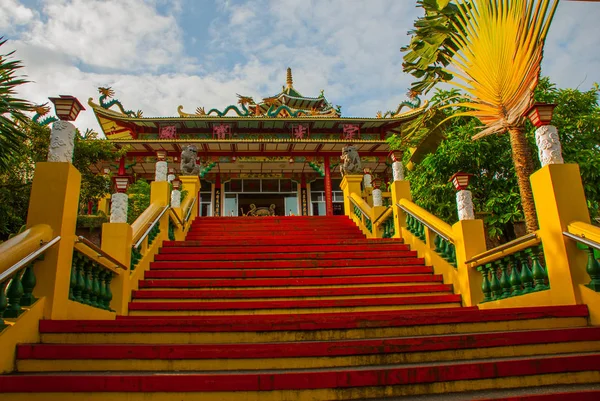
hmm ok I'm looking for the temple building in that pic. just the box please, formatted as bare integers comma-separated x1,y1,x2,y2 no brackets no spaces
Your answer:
89,68,427,217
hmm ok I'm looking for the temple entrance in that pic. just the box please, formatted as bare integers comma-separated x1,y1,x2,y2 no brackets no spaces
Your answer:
223,179,299,216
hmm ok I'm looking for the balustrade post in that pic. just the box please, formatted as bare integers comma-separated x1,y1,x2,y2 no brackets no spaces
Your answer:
530,164,591,304
451,219,487,306
101,222,132,315
179,176,201,222
340,175,363,220
389,180,412,240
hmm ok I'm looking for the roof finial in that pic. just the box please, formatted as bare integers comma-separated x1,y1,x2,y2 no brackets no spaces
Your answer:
286,67,293,89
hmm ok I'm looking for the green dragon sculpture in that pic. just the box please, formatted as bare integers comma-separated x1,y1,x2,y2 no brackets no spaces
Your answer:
32,104,58,127
377,94,424,119
195,94,256,117
98,87,143,118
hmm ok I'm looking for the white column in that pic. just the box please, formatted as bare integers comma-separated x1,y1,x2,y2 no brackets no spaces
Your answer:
110,192,128,223
170,189,181,208
167,174,175,183
155,161,168,182
456,190,475,221
535,125,564,167
48,121,76,162
372,188,383,207
392,161,404,181
363,173,372,188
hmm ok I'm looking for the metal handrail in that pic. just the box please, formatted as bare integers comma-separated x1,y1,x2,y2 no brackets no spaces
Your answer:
397,203,452,243
76,236,127,270
169,209,184,227
465,233,539,265
348,196,370,217
134,205,170,249
184,197,197,223
372,206,393,226
564,231,600,251
0,236,61,283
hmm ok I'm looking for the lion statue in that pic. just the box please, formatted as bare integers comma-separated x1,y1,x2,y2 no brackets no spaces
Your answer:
180,145,200,175
340,145,363,176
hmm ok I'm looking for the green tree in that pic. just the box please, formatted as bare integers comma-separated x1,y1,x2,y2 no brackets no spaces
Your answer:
126,179,151,224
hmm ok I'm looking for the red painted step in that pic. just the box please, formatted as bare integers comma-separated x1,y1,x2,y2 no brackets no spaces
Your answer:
132,284,453,299
2,354,599,392
154,250,418,262
159,243,411,254
19,326,600,360
41,306,588,332
139,274,443,288
149,258,425,270
128,294,463,312
477,391,600,401
163,238,403,247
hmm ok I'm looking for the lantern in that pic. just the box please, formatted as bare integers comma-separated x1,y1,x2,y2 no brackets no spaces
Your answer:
156,150,167,161
449,172,473,191
372,177,382,189
525,103,557,128
289,156,294,164
112,175,132,193
231,155,237,162
48,95,85,121
388,150,402,163
172,177,182,190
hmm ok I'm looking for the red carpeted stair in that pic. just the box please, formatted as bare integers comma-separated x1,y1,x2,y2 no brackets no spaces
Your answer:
2,215,600,400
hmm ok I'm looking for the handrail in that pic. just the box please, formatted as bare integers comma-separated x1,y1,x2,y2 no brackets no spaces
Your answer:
397,203,452,243
349,194,371,216
134,205,170,249
373,206,393,226
184,197,197,223
465,233,539,266
563,231,600,251
169,209,184,227
76,236,127,271
0,236,61,283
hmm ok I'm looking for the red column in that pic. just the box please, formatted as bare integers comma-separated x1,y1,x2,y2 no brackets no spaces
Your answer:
324,156,333,216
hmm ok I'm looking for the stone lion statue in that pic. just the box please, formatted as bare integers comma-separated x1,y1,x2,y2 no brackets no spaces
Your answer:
340,145,362,176
180,145,200,175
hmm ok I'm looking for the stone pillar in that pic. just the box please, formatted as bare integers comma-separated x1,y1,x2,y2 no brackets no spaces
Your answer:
47,121,76,162
155,161,168,182
324,156,333,216
110,192,128,223
167,174,175,183
535,125,564,167
372,187,383,207
456,190,475,220
392,161,404,181
363,172,372,188
171,189,181,208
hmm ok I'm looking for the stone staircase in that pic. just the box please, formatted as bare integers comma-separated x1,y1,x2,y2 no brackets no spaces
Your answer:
2,216,600,400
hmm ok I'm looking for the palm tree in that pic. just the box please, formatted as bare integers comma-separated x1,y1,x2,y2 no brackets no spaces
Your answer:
0,38,33,172
403,0,558,233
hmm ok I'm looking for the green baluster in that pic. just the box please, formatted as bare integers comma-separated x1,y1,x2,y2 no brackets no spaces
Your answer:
69,255,77,300
20,263,37,306
489,261,502,301
406,214,412,233
434,235,442,254
584,247,600,292
168,220,175,241
97,271,108,310
389,218,395,238
90,263,100,308
447,243,457,267
104,272,113,311
527,247,548,291
0,282,7,327
509,255,523,297
479,264,492,303
3,271,24,318
536,245,549,286
440,239,450,260
81,258,92,305
499,257,511,299
74,254,85,303
519,251,534,294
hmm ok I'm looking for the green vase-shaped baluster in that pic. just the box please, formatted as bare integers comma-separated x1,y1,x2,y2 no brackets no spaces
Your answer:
104,273,113,310
97,271,107,310
499,258,511,299
434,235,442,254
69,256,78,300
479,264,492,302
20,263,37,306
4,271,24,318
489,262,502,301
447,243,457,267
519,251,534,294
81,259,92,305
509,255,523,297
527,248,548,291
74,255,85,303
0,282,8,326
440,240,450,260
90,264,100,308
584,247,600,292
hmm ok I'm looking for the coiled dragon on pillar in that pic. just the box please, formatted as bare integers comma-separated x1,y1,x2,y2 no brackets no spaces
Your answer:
377,92,427,119
32,104,58,127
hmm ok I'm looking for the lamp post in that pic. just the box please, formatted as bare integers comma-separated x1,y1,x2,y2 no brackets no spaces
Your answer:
155,150,168,182
110,174,132,223
450,172,475,221
389,150,404,181
525,103,563,167
372,177,383,207
171,177,182,208
47,95,85,163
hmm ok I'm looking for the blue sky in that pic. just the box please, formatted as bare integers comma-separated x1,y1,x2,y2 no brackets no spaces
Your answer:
1,0,599,133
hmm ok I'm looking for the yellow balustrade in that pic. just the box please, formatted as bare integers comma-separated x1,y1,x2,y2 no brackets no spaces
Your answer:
0,225,53,273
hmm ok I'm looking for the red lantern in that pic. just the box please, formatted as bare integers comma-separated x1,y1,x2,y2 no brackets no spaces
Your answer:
449,172,473,191
172,177,182,190
372,177,382,189
156,150,167,161
524,103,556,128
388,150,402,163
112,175,132,193
48,95,85,121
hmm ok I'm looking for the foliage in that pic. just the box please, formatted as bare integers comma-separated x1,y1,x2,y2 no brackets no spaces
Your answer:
127,179,151,224
0,38,33,172
76,211,108,232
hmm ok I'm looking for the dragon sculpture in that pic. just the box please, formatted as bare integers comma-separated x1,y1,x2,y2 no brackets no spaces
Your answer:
32,104,58,127
377,92,427,119
98,87,143,118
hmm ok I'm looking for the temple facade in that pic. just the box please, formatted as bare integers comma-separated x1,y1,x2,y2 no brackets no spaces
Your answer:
89,69,426,217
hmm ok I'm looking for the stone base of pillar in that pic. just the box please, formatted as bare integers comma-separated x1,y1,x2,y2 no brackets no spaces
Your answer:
110,192,129,223
171,189,181,208
373,188,383,207
456,190,475,221
392,161,404,181
535,125,564,167
155,161,168,182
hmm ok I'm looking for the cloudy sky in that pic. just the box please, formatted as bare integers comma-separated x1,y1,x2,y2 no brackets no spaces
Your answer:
1,0,599,133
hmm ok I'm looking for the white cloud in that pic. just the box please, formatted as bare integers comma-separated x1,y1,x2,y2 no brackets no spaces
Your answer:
0,0,36,33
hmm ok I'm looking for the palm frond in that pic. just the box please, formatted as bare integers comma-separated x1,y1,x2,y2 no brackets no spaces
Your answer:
446,0,558,139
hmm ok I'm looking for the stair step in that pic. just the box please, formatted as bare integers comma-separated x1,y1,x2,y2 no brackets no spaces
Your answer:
154,250,417,262
149,258,425,269
16,327,600,372
163,238,403,247
160,243,410,254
